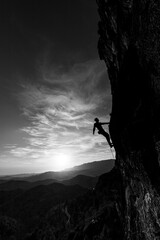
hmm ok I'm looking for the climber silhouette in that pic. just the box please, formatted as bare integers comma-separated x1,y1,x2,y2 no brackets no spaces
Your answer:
93,118,113,148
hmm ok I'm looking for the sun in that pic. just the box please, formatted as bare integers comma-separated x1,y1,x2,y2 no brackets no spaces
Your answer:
54,153,72,171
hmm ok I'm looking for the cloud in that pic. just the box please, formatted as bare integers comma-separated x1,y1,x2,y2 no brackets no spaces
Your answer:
6,59,113,168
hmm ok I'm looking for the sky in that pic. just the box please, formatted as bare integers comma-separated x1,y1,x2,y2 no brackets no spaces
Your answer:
0,0,113,175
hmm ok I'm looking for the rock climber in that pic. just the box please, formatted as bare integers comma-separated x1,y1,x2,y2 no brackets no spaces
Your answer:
93,117,113,148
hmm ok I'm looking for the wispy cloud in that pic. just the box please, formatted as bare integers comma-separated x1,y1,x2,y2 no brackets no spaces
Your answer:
4,60,113,170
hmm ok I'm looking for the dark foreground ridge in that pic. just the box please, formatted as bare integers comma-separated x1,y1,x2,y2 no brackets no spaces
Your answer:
0,160,117,239
0,167,123,239
24,167,123,240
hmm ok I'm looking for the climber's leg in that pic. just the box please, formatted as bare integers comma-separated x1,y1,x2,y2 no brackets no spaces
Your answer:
103,132,113,148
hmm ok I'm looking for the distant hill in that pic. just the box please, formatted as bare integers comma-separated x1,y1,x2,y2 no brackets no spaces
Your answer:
0,159,115,191
0,159,114,182
0,179,57,191
0,175,98,191
16,159,115,182
0,173,36,180
62,175,98,189
72,159,115,176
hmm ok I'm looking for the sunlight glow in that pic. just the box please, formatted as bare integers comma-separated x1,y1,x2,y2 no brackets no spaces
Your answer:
53,153,72,171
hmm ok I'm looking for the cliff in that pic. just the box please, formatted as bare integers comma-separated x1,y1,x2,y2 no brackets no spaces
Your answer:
97,0,160,239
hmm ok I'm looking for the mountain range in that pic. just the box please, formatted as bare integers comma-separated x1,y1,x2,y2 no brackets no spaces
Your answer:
0,159,115,190
0,159,115,239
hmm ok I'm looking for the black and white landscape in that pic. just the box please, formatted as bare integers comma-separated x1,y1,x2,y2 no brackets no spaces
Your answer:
2,0,159,238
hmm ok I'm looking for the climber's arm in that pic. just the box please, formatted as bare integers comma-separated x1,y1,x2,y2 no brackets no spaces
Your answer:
101,122,110,125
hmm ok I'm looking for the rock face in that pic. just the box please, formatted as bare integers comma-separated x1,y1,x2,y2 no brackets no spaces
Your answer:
97,0,160,239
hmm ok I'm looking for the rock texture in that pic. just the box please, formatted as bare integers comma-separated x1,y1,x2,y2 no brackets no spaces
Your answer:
97,0,160,239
